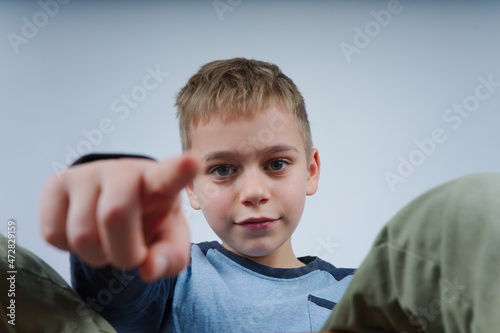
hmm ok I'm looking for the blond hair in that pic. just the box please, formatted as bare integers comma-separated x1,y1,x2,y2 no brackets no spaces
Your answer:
175,58,312,156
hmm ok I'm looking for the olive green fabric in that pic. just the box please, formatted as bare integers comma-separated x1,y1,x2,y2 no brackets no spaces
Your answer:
322,173,500,333
0,235,116,333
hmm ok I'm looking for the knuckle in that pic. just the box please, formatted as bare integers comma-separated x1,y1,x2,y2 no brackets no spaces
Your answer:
43,173,66,196
69,228,100,252
147,180,170,199
73,242,108,268
99,203,131,229
41,226,66,249
109,158,152,178
109,246,146,270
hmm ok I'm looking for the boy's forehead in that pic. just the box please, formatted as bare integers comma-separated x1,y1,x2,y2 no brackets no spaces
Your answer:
189,106,305,157
193,103,291,126
202,144,300,162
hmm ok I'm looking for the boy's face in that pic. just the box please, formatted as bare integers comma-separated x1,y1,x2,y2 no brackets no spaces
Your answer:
186,106,320,259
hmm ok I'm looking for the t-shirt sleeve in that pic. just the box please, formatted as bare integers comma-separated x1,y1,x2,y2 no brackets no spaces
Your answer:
71,255,176,332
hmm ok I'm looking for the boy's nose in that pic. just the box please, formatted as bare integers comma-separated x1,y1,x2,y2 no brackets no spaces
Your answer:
239,169,270,206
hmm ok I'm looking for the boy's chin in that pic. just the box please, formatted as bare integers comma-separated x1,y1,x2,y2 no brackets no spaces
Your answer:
223,240,282,258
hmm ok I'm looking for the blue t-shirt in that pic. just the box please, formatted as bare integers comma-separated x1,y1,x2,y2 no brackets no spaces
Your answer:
71,241,355,332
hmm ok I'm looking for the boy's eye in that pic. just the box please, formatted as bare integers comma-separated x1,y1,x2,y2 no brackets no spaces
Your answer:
267,159,288,171
210,165,235,177
216,166,231,176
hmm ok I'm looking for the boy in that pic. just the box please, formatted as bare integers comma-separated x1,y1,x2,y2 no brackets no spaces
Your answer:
40,58,355,332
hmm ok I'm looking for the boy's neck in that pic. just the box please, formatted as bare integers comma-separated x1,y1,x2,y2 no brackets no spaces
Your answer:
222,239,305,269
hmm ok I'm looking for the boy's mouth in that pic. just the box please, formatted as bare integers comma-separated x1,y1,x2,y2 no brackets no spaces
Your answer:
235,217,279,231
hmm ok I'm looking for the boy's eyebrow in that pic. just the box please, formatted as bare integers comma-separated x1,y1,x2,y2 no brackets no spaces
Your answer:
203,144,299,162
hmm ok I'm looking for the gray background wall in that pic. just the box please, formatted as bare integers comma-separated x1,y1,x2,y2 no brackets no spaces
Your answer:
1,0,499,283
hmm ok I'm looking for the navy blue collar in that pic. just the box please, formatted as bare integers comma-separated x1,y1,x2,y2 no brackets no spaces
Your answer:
196,241,330,279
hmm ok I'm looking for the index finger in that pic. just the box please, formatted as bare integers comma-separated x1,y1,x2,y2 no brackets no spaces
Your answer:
142,153,199,213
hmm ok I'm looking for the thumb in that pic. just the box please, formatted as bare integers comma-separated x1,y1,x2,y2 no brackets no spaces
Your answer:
138,153,199,281
138,199,191,282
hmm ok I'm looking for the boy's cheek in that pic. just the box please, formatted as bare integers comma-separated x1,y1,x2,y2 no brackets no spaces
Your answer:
196,181,222,203
191,181,230,214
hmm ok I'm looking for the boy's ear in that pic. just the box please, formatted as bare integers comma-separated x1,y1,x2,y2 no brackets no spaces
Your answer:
306,148,320,196
185,182,201,210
